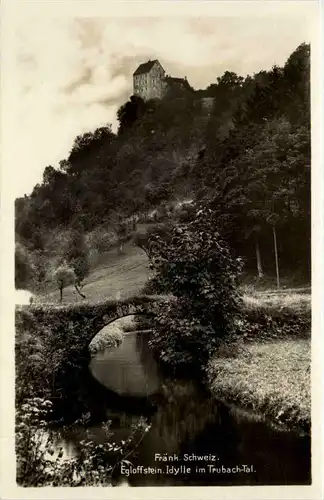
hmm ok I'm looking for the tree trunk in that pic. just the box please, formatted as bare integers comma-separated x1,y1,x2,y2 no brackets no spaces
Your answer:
255,235,263,278
272,226,280,289
139,245,150,258
75,284,86,299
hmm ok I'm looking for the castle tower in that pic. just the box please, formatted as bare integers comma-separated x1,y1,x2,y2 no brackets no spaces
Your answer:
133,59,166,101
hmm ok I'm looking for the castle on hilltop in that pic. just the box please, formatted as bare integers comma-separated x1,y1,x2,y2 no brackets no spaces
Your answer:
133,59,192,101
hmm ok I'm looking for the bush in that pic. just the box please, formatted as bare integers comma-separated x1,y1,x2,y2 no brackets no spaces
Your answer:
148,207,243,371
133,223,173,259
15,308,153,486
16,327,53,403
15,242,35,289
239,306,311,341
174,202,196,223
86,228,118,254
16,397,151,486
140,278,157,295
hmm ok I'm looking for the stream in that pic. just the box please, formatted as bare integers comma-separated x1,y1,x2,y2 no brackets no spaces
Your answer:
49,319,311,487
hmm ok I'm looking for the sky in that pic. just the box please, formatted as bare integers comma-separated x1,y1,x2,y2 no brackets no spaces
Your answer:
8,3,316,198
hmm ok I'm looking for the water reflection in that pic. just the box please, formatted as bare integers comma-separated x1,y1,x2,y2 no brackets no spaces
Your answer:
54,375,310,486
90,331,160,397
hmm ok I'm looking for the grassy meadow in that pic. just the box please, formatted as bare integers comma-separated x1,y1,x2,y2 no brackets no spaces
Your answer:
37,241,150,304
207,338,311,432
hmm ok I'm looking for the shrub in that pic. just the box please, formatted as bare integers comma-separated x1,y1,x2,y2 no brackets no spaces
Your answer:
140,278,157,295
86,228,118,254
174,202,196,223
15,310,153,486
15,242,35,289
239,306,311,341
16,397,151,486
148,207,243,371
132,223,173,259
15,311,59,408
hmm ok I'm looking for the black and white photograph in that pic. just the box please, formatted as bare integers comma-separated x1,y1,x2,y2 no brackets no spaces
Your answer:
1,0,323,497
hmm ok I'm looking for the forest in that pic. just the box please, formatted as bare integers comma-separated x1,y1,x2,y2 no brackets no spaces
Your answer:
15,43,310,293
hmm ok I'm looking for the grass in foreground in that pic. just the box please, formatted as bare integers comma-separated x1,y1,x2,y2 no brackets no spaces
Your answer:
207,338,311,432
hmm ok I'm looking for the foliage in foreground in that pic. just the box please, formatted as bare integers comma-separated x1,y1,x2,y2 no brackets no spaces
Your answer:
206,338,311,432
15,308,152,486
16,398,150,486
147,207,243,371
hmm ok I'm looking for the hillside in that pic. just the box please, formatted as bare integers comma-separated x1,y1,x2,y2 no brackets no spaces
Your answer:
35,237,310,306
37,242,150,304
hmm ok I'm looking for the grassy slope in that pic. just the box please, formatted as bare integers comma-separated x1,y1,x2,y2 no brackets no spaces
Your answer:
38,242,150,304
242,291,311,316
207,338,311,432
208,288,311,432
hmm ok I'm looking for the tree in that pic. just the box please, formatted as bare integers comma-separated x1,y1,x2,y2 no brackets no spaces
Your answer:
242,117,310,284
199,44,310,280
144,182,173,207
115,220,129,254
53,263,76,302
68,125,115,166
283,43,310,126
132,223,173,259
148,207,243,372
15,242,34,289
117,95,146,135
64,227,90,297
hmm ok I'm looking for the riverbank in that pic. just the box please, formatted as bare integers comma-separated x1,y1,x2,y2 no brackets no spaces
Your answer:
206,290,311,434
89,316,135,356
207,337,311,433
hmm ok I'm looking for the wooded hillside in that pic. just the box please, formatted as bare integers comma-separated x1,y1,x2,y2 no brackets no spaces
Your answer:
15,43,310,290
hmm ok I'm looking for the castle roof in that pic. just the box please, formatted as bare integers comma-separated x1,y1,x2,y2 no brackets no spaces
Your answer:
165,76,193,91
133,60,160,76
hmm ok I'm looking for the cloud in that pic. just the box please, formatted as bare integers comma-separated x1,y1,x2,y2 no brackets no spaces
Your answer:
13,14,312,197
64,66,93,94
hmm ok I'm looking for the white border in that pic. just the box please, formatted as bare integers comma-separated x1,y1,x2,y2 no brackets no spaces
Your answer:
1,1,323,499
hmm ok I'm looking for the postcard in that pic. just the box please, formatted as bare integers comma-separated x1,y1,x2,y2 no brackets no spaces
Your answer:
1,1,323,499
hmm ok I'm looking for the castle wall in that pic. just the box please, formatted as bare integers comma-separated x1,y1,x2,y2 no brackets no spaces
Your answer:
133,61,166,101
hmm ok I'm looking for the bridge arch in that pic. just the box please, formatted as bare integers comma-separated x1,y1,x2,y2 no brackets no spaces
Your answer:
88,309,152,347
16,295,162,358
85,297,159,347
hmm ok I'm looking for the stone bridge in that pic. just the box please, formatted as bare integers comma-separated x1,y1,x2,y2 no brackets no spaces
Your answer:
16,295,167,414
16,295,163,357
